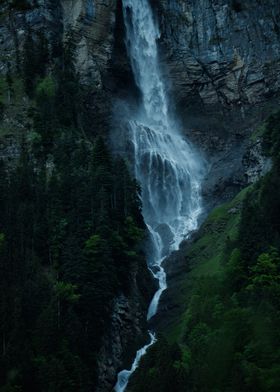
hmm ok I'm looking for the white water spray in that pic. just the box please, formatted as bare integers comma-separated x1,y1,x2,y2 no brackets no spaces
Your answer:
114,332,156,392
114,0,205,390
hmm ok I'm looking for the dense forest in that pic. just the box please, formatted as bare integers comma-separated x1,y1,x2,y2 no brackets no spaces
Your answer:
128,112,280,392
1,1,280,392
0,21,149,391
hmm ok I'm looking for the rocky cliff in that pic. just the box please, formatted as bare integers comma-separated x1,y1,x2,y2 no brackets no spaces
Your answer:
150,0,280,206
1,1,280,391
0,2,151,391
0,0,122,161
1,0,280,189
155,0,280,108
0,0,118,88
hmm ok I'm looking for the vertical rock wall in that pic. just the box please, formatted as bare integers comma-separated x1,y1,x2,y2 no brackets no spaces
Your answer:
153,0,280,108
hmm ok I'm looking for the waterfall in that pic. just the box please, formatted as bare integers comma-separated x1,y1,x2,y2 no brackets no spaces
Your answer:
114,0,205,390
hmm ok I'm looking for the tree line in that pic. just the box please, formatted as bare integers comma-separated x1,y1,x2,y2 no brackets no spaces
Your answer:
0,24,148,391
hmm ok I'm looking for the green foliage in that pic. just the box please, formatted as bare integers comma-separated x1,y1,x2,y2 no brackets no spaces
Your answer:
0,32,146,391
129,338,187,392
0,233,4,249
129,110,280,392
246,249,280,303
0,131,145,390
35,76,56,98
54,282,80,304
186,186,250,278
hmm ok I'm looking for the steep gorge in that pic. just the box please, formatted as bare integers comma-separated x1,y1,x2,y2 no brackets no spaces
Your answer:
0,1,280,391
113,0,205,389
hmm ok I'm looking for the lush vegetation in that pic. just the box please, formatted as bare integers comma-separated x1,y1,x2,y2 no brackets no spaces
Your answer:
128,111,280,392
1,7,280,392
0,26,149,392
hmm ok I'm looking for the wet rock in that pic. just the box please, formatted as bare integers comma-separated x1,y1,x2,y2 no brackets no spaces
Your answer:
61,0,118,86
154,0,280,108
96,263,155,392
243,139,272,183
1,2,279,391
148,0,280,209
155,223,174,256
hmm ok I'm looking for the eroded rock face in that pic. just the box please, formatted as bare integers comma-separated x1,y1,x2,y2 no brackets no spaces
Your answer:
96,291,150,391
0,0,124,160
1,1,279,191
0,0,117,82
1,1,280,390
148,0,280,206
0,3,151,392
61,0,118,87
243,139,272,183
0,1,62,74
153,0,280,107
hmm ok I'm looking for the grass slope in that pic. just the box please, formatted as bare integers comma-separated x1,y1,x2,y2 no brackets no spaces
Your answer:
166,185,251,343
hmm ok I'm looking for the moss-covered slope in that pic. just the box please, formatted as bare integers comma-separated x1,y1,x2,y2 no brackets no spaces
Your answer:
128,111,280,392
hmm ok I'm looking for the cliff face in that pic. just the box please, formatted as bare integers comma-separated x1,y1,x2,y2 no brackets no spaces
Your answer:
0,0,117,85
155,0,280,108
0,1,280,391
0,0,121,163
0,2,152,392
61,0,117,87
0,1,61,162
96,266,155,392
151,0,280,206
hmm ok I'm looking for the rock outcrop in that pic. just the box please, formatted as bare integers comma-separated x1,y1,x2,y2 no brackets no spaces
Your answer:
96,268,154,391
61,0,117,87
153,0,280,108
147,0,280,207
1,1,280,390
0,0,117,83
0,0,123,161
0,2,150,391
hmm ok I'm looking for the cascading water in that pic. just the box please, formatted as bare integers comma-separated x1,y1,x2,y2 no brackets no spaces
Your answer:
114,0,205,391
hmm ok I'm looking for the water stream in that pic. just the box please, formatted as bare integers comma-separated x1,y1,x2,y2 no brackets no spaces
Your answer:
114,1,205,390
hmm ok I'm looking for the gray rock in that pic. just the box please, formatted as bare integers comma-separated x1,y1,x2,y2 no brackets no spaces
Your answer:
1,2,280,390
155,0,280,108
